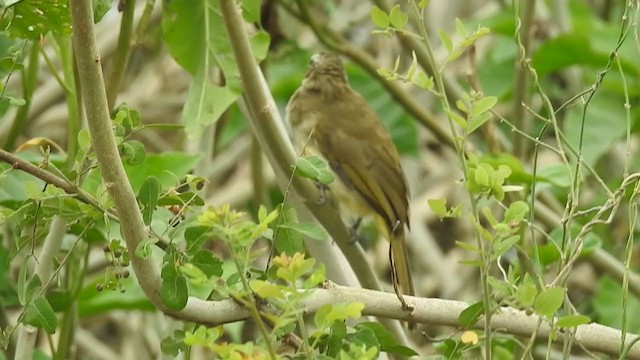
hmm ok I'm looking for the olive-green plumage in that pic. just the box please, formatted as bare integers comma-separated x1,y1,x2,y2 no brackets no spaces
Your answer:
286,52,414,318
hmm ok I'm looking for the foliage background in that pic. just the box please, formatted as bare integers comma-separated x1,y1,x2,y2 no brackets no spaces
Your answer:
0,0,639,359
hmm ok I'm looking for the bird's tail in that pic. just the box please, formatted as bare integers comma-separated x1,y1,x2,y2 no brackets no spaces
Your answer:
390,228,415,328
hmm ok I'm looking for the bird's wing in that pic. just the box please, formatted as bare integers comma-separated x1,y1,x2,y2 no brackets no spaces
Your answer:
314,95,409,231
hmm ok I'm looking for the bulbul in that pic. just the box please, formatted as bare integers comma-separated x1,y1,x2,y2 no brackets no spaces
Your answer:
286,52,414,315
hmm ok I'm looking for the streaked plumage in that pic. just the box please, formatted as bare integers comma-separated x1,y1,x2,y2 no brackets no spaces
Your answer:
286,52,414,319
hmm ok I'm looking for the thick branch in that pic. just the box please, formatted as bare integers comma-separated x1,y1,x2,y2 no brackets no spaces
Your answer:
69,0,163,307
171,283,640,359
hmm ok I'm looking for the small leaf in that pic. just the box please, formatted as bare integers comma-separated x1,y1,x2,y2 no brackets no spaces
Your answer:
388,5,408,29
516,276,537,308
6,96,26,106
413,71,434,90
446,109,466,128
454,18,469,37
160,274,188,310
185,226,209,254
458,300,484,327
427,198,447,218
190,250,223,277
438,29,453,52
274,204,304,255
505,201,529,224
120,140,146,165
250,280,284,299
294,156,335,185
24,296,57,334
161,330,188,356
139,176,160,226
556,314,590,328
467,111,492,134
534,286,565,318
370,6,390,28
471,96,498,117
77,129,91,151
474,166,490,187
356,322,418,356
278,222,329,241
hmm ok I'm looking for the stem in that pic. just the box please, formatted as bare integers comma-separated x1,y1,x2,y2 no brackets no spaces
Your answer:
251,136,270,208
405,2,493,357
56,36,82,170
4,41,40,150
106,0,136,110
14,216,68,360
512,0,536,160
231,254,278,359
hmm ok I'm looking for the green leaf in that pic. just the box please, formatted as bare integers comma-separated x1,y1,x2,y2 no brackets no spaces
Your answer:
531,34,626,77
467,112,491,134
563,96,628,167
160,274,188,310
161,330,188,357
427,198,447,218
120,152,200,192
458,300,483,327
24,296,57,334
182,66,239,139
472,96,498,117
185,226,210,254
278,222,329,241
438,29,453,52
294,156,335,185
346,325,378,350
356,322,418,356
370,6,390,28
504,201,529,224
93,0,111,23
413,71,434,90
250,279,284,299
6,96,25,106
119,140,146,165
273,204,304,255
593,276,640,332
388,5,408,29
162,0,269,138
515,275,537,308
139,176,160,226
190,250,223,278
8,0,72,39
326,302,365,324
534,286,565,318
556,314,590,328
454,18,469,37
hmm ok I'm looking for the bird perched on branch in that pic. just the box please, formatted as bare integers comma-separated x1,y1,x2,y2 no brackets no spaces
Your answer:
286,52,415,323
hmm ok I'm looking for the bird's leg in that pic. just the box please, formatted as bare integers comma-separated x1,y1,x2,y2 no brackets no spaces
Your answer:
348,217,363,244
389,244,414,312
315,181,329,204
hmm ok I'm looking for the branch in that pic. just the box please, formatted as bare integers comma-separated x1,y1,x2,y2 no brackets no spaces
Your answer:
69,0,164,308
169,282,640,360
105,0,136,110
0,148,105,212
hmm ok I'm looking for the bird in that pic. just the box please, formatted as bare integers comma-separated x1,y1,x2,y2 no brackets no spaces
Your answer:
286,51,414,319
